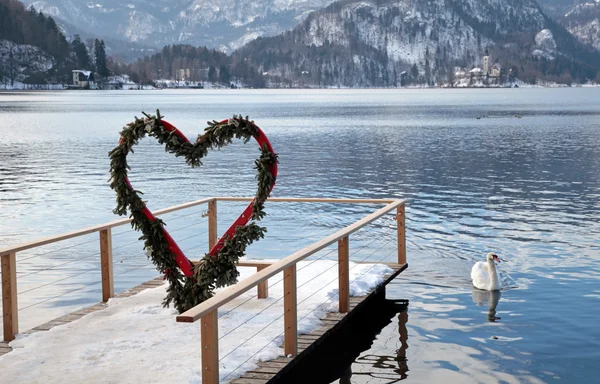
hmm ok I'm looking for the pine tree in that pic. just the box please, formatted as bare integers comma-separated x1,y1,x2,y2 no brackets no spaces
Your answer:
208,65,217,82
219,65,230,83
410,63,419,83
94,39,109,77
71,34,91,69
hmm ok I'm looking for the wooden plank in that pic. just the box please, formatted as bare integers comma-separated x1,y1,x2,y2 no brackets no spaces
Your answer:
0,198,215,256
338,236,349,313
283,265,297,357
257,265,268,299
177,200,404,323
1,252,18,342
200,310,219,384
237,260,274,267
100,228,114,302
239,371,275,380
298,335,320,341
257,361,288,369
248,366,281,374
324,313,347,321
397,205,406,264
230,378,270,384
270,357,293,364
207,199,217,250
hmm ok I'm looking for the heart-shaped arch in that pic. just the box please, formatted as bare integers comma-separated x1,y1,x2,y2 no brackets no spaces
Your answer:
109,111,278,312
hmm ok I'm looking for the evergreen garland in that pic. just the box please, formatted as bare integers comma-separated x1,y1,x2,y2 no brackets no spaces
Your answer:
109,111,278,313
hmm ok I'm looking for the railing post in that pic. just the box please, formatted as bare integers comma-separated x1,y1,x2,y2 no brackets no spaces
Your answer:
284,265,297,356
208,199,218,250
257,266,269,299
1,252,18,342
100,229,114,302
397,205,406,265
338,236,349,313
201,310,219,384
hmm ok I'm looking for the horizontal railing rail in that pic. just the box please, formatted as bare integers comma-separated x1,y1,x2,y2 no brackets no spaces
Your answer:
0,197,216,257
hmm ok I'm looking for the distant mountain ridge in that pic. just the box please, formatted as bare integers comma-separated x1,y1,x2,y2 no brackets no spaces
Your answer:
25,0,336,52
233,0,600,86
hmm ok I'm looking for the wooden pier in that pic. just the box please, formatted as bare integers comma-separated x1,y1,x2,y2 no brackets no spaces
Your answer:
231,263,407,384
0,197,407,383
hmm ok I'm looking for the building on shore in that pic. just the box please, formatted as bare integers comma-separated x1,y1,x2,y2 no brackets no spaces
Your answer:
470,67,484,78
71,70,96,89
451,52,503,87
490,63,502,78
102,74,139,90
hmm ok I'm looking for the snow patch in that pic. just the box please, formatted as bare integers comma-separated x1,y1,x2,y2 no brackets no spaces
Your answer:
533,29,557,59
535,29,557,52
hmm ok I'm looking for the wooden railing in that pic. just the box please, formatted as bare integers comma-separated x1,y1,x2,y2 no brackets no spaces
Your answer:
175,198,406,384
0,197,406,375
0,197,215,342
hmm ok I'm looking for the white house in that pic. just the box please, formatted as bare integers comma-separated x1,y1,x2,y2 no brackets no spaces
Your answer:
490,63,502,77
103,74,139,90
454,69,468,79
470,67,484,77
176,69,190,81
72,70,95,88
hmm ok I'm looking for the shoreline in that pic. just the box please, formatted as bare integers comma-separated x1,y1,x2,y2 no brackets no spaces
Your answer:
2,84,600,92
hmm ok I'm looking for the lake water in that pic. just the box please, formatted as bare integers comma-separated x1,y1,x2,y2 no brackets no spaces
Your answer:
1,89,599,383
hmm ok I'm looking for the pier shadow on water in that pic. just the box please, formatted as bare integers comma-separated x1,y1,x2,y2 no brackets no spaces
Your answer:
270,296,409,384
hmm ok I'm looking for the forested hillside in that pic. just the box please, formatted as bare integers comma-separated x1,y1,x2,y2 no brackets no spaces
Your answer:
0,0,69,57
110,44,265,87
0,0,110,86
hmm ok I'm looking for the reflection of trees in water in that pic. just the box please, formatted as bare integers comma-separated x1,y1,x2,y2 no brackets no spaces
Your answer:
338,308,409,383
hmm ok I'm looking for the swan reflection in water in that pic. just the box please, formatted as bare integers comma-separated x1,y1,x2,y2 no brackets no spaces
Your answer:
339,307,410,383
471,289,502,322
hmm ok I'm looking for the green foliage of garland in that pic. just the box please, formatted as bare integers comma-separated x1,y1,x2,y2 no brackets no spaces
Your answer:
109,111,278,313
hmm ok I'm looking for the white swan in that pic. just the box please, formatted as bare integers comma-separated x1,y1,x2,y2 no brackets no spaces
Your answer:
471,252,502,291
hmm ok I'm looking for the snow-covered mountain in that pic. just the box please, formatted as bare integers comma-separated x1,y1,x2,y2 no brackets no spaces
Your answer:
561,1,600,50
236,0,600,86
25,0,335,52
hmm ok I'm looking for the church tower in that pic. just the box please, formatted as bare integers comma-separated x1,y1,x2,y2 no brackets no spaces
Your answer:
483,49,490,75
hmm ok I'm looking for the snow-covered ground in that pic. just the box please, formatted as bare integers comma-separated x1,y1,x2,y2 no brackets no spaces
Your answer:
0,260,392,383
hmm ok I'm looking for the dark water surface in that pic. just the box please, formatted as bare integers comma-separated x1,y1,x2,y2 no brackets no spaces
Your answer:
1,89,599,382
